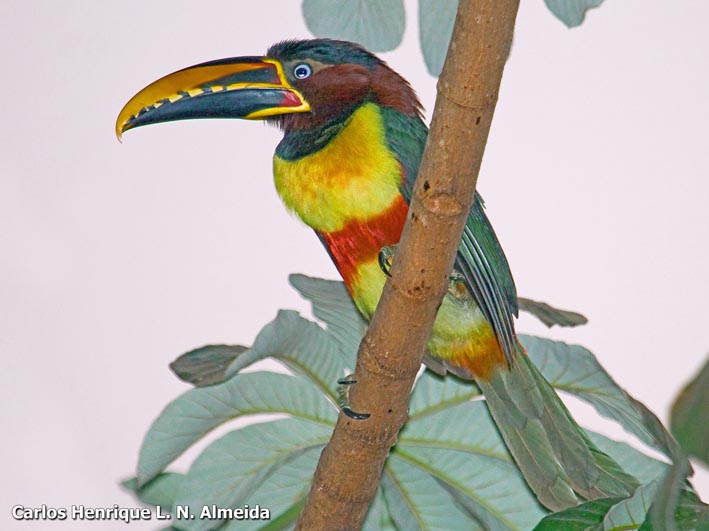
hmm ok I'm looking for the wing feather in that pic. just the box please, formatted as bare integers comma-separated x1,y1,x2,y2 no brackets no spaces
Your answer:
382,107,518,364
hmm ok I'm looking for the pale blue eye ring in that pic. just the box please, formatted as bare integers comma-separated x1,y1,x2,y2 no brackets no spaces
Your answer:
293,64,312,79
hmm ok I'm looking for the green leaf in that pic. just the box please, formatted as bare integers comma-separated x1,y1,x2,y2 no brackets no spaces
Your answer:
225,310,349,401
220,446,322,531
670,356,709,465
419,0,457,76
173,419,331,531
533,488,709,531
137,372,336,485
401,400,510,461
591,431,700,531
302,0,405,52
289,274,364,364
398,399,546,530
362,487,398,531
603,479,661,530
252,499,303,531
407,370,480,419
517,297,588,328
122,472,183,510
170,345,248,387
644,490,709,531
395,446,546,530
649,455,692,531
521,335,680,459
531,436,705,531
381,455,477,530
544,0,604,28
532,497,623,530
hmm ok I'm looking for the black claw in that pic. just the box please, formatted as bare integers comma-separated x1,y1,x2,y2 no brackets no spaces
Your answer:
337,375,370,420
378,249,392,277
342,406,371,420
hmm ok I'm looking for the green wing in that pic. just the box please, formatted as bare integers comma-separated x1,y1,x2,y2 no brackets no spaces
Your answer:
382,107,519,364
456,197,519,363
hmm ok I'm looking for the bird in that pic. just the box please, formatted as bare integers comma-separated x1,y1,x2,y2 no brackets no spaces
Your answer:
116,38,637,511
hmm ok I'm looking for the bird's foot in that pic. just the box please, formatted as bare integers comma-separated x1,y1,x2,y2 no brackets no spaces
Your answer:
378,245,398,277
337,375,370,420
447,269,473,305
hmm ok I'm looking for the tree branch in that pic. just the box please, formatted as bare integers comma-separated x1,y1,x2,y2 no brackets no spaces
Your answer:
295,1,520,529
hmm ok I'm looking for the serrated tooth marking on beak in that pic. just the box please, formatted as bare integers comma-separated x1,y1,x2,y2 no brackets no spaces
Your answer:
127,89,209,125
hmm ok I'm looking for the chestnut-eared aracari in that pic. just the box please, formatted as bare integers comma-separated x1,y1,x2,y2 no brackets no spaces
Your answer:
116,39,637,510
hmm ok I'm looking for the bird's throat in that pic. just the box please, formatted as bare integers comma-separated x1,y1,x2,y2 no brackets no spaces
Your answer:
272,102,407,316
273,103,403,233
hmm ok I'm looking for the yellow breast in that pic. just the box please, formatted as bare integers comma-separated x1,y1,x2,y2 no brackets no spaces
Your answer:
272,103,402,233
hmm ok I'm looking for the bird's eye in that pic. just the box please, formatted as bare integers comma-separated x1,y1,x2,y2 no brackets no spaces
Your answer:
293,63,312,79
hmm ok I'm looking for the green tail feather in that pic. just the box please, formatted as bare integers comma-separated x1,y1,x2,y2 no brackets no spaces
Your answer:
475,345,639,511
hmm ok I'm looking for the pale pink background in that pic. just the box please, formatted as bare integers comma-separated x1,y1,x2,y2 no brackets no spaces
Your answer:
2,1,707,529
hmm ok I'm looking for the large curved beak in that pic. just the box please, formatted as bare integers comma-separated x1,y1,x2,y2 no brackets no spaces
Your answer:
116,57,310,140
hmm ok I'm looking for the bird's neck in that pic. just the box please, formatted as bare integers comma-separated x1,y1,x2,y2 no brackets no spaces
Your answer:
274,110,352,161
273,102,404,233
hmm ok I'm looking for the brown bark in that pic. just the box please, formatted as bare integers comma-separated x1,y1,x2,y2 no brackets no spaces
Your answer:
295,1,520,529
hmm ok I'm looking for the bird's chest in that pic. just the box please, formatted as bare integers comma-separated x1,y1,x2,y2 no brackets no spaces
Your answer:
272,103,403,233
